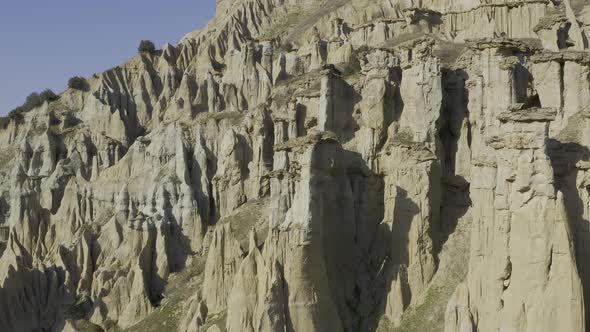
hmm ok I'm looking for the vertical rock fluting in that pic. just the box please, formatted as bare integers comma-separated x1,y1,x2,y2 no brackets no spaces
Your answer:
1,0,590,331
444,41,587,332
445,110,585,332
263,134,359,332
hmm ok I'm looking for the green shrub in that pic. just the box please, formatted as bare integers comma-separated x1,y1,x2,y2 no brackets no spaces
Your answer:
68,76,88,91
40,89,59,102
6,109,24,121
6,89,60,121
24,92,45,110
138,40,156,54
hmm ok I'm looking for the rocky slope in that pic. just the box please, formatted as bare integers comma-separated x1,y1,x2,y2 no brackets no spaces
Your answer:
1,0,590,331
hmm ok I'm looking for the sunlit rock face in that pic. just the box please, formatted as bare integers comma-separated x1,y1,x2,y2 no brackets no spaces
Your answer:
0,0,589,331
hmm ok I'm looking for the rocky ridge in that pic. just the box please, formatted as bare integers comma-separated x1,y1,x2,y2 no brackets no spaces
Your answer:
0,0,590,331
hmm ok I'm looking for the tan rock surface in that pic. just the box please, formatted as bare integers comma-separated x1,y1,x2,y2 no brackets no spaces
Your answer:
0,0,589,331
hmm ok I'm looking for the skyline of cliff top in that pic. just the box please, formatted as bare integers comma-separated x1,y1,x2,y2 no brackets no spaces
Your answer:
0,0,215,115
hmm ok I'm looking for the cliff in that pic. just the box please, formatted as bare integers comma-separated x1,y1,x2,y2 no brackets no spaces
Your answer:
0,0,589,331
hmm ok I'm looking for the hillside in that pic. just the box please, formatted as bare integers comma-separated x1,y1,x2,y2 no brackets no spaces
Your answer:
0,0,590,331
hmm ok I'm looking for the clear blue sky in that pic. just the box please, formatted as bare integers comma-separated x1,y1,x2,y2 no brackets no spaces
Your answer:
0,1,216,115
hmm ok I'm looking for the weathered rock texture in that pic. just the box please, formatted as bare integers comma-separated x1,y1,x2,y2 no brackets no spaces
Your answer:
1,0,590,331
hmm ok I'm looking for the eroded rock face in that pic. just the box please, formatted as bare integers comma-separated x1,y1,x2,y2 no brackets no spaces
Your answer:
1,0,590,331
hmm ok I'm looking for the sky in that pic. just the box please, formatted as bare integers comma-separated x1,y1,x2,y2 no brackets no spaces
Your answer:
0,1,216,115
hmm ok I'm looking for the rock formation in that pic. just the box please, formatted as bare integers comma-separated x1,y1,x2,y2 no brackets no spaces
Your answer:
0,0,590,331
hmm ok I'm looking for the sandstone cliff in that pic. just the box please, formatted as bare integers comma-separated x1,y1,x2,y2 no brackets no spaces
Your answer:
1,0,590,331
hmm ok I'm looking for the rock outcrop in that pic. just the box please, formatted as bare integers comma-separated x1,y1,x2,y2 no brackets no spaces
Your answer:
1,0,590,331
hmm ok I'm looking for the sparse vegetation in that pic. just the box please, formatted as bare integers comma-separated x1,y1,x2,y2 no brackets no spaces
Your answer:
388,218,471,332
5,89,60,122
67,320,105,332
40,89,60,102
194,110,243,125
432,42,467,65
138,40,157,54
338,57,362,77
0,117,9,128
218,198,270,251
68,76,89,91
94,208,115,226
571,0,586,13
154,169,183,185
200,311,228,332
64,296,94,320
0,148,16,170
259,6,306,41
338,46,370,77
393,128,415,144
376,317,396,332
125,257,207,332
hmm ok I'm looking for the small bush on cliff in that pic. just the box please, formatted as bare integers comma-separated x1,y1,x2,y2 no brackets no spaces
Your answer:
23,92,43,109
138,40,156,54
68,76,88,91
6,89,60,121
40,89,59,102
